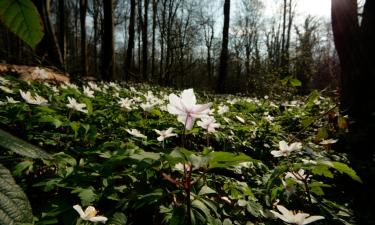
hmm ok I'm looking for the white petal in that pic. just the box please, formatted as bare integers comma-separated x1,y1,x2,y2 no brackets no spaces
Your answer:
180,89,196,109
168,94,184,114
89,216,108,223
279,141,289,152
73,205,86,219
271,150,283,157
185,116,195,130
302,215,324,224
276,205,294,219
270,210,291,223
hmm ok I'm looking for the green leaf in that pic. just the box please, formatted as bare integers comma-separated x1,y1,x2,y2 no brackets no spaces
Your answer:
71,188,97,206
0,129,52,160
0,163,34,225
107,212,127,225
0,0,44,48
331,162,362,183
198,185,216,196
290,78,302,87
208,152,252,169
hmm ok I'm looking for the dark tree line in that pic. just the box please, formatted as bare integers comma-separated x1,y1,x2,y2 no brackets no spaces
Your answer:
0,0,337,95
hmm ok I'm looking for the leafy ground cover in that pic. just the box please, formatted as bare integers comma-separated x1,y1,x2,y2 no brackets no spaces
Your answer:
0,73,361,225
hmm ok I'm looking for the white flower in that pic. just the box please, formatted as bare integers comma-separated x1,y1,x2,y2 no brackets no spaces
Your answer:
141,102,157,112
217,105,229,115
32,67,49,79
83,86,95,98
126,129,147,139
223,117,231,123
264,115,274,122
271,141,302,157
88,82,101,91
220,196,231,204
0,77,10,85
167,89,211,130
66,97,88,113
0,85,13,93
19,90,48,105
0,100,5,105
319,139,338,145
73,205,108,223
236,116,245,123
301,159,317,165
285,169,311,184
6,96,19,104
270,205,324,225
154,128,177,141
197,116,220,133
118,98,133,110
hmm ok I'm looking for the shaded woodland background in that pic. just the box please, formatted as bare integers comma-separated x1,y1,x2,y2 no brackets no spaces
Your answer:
0,0,339,95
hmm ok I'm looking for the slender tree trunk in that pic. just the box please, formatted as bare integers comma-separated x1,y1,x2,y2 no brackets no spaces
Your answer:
125,0,136,80
217,0,230,93
58,0,66,71
151,0,158,80
35,0,63,68
93,0,100,77
102,0,115,81
80,0,88,76
142,0,149,80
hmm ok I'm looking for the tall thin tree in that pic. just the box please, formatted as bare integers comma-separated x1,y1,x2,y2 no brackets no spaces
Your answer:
102,0,115,81
217,0,230,93
80,0,88,76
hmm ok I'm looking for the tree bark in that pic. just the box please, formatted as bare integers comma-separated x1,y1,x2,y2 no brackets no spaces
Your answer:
102,0,115,81
80,0,88,76
58,0,66,71
125,0,136,80
217,0,230,93
142,0,149,80
35,0,63,68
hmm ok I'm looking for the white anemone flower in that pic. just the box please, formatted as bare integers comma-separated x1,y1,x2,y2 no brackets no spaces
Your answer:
66,97,88,113
285,169,311,184
236,115,245,123
167,89,211,130
271,141,302,157
197,116,220,133
217,105,229,115
6,96,19,104
83,86,95,98
118,98,133,110
32,67,49,79
126,129,147,139
141,102,157,112
154,128,177,141
88,81,101,91
73,205,108,223
270,205,324,225
0,85,13,93
19,90,48,105
319,139,338,145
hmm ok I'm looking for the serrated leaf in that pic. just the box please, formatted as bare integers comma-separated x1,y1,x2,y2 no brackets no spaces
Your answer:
71,188,97,206
0,129,52,160
331,162,362,183
107,212,127,225
0,163,33,225
0,0,44,48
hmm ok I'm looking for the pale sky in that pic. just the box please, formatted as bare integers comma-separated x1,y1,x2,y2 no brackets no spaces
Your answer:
261,0,331,18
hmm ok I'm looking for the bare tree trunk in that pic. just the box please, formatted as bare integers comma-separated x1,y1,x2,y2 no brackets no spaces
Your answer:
142,0,149,80
151,0,158,80
217,0,230,93
58,0,66,71
80,0,88,76
125,0,136,80
102,0,115,81
35,0,63,68
93,0,100,77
